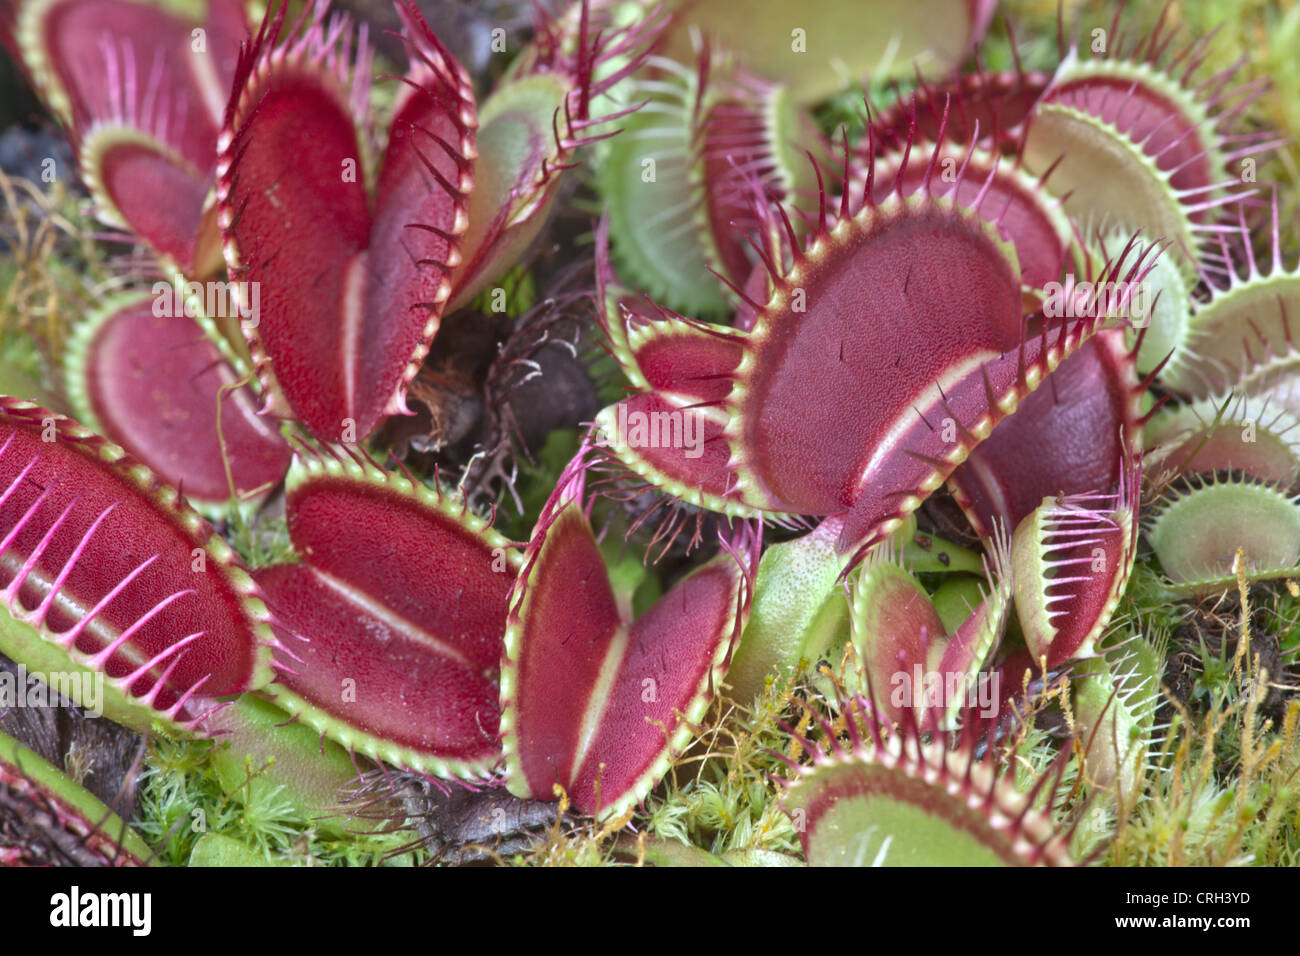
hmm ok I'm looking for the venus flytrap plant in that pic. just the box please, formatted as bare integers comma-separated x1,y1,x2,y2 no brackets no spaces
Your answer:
1011,460,1141,670
779,692,1078,866
592,120,1158,569
0,726,153,865
1020,5,1276,279
1070,631,1164,804
1131,190,1300,602
3,0,658,506
0,398,278,735
501,443,759,818
62,292,292,515
1,0,1299,868
213,0,660,446
3,0,250,277
846,526,1013,729
1146,476,1300,596
255,440,522,779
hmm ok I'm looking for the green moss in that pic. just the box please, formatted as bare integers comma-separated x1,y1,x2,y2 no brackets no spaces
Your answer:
131,732,423,867
642,674,804,858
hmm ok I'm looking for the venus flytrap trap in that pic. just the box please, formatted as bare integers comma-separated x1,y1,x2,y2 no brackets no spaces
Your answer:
0,398,277,734
1070,631,1164,804
848,527,1013,728
1036,11,1272,201
62,292,292,515
3,0,250,277
216,0,471,445
0,727,153,865
1011,460,1141,669
1120,195,1300,612
1144,391,1300,489
591,110,1160,570
1147,476,1300,596
501,443,759,818
778,692,1078,867
1019,6,1275,280
256,440,522,778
